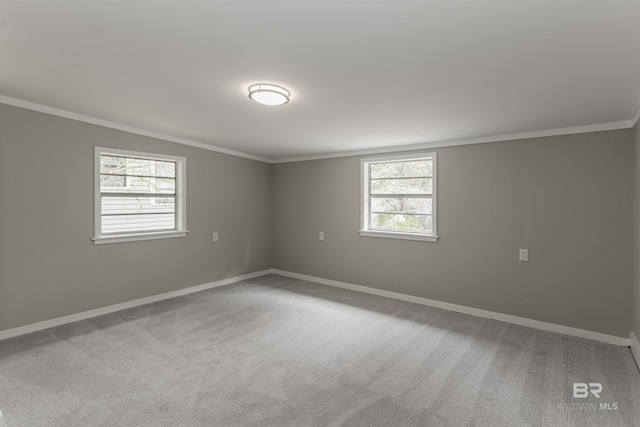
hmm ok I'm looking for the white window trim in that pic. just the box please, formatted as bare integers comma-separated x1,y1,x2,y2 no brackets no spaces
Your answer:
359,152,438,242
93,147,188,245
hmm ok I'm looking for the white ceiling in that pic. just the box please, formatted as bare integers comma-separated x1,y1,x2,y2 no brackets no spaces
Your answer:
1,0,639,162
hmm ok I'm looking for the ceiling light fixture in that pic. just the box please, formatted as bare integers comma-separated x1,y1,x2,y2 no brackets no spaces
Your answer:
248,83,290,106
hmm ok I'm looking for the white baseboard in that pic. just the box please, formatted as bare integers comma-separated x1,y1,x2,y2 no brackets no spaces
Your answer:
2,268,632,349
631,332,640,370
271,269,631,347
0,270,271,341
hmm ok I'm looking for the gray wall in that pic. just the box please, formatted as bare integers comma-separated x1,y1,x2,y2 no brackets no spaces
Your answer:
273,130,633,337
0,104,272,331
1,102,635,339
634,121,640,341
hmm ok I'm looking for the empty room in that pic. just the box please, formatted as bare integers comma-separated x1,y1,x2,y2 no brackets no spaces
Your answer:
1,1,640,426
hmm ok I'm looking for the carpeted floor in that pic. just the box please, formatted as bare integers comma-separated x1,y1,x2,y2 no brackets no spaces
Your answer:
0,274,639,426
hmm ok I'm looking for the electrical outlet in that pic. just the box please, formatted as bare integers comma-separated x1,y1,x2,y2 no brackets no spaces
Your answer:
519,248,528,262
319,232,324,241
213,232,219,242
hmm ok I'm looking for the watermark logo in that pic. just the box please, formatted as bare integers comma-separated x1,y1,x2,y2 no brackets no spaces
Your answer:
573,383,602,398
557,383,618,411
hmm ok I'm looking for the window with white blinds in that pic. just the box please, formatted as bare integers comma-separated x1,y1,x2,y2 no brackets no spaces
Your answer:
94,148,187,244
360,152,438,242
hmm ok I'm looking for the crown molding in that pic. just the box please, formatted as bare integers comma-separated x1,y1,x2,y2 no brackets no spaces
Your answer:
0,95,270,163
3,94,638,165
271,119,634,163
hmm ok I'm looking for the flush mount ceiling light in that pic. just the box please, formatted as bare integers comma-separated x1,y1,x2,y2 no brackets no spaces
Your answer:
248,83,290,106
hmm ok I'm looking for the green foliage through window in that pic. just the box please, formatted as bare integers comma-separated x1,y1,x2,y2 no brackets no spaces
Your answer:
367,158,434,234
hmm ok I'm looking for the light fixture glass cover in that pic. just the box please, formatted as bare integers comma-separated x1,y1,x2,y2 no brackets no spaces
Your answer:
248,84,290,106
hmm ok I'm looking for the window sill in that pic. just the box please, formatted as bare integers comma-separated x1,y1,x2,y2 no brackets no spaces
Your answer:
358,230,438,242
93,231,188,245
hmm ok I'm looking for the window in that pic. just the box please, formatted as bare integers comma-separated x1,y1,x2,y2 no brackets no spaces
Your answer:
360,152,438,242
94,147,187,244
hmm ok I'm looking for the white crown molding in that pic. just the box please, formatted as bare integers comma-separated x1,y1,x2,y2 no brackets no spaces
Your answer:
0,270,271,341
271,269,631,347
3,94,639,165
271,120,634,163
0,95,270,163
631,332,640,371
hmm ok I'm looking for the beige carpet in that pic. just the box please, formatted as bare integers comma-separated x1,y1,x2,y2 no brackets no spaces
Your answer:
1,274,639,426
